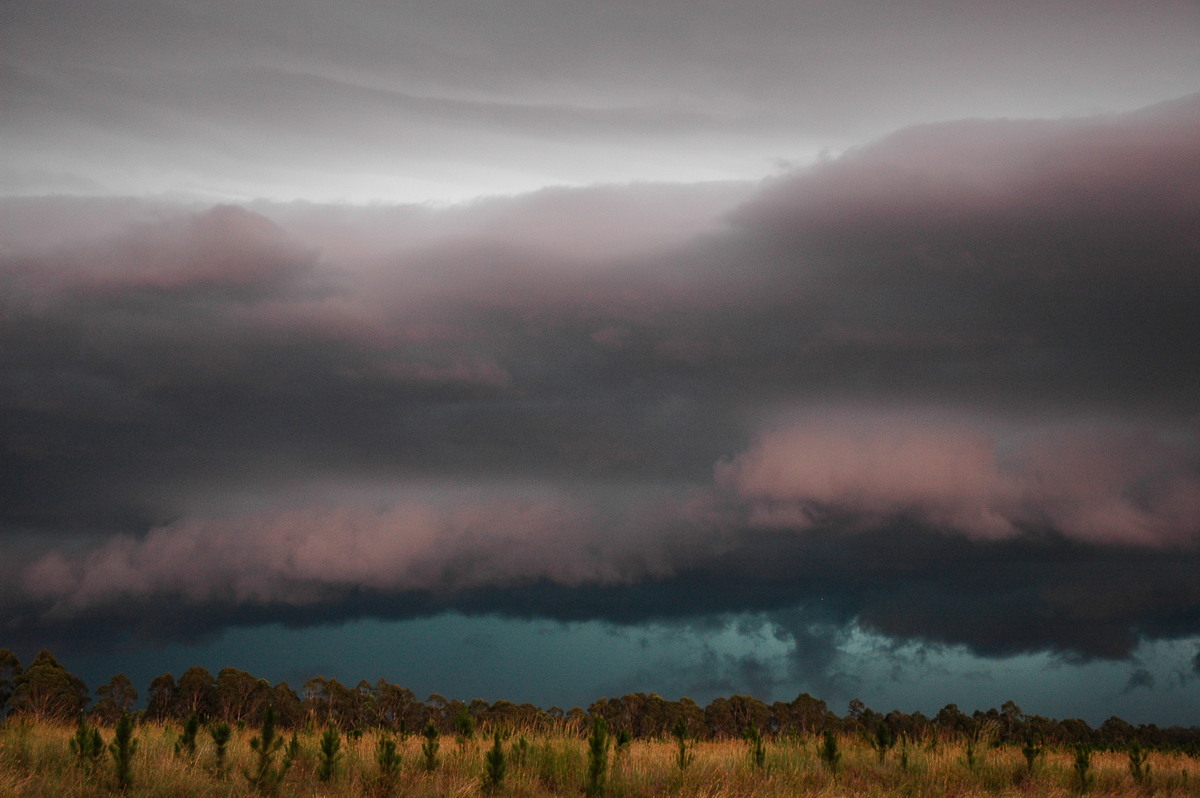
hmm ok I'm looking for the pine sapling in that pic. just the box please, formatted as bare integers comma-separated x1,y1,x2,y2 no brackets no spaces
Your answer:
586,715,610,796
819,730,841,775
375,736,402,795
244,707,292,796
1021,730,1043,775
872,721,895,763
672,718,693,771
614,728,631,757
1073,743,1093,792
286,732,301,765
964,734,978,771
422,721,440,771
69,715,104,771
482,730,507,794
744,724,766,770
318,724,343,782
175,713,199,758
454,707,475,745
1128,741,1151,785
209,722,232,777
513,735,530,767
109,711,138,791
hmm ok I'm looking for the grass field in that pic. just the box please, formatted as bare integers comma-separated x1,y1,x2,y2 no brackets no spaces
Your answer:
2,718,1197,797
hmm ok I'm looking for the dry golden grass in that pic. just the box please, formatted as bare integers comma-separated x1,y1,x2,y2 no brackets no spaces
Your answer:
2,719,1198,797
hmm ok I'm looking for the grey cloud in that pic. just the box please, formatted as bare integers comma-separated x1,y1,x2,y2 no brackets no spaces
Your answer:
3,98,1200,674
5,1,1199,200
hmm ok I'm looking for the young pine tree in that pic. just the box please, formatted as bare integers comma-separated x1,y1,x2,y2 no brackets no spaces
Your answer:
69,715,104,770
482,730,507,794
672,718,692,772
586,715,610,796
375,736,402,795
1073,744,1093,792
1021,730,1044,775
318,725,343,782
244,707,292,796
744,724,766,770
1128,741,1151,785
872,721,896,763
109,711,138,791
819,730,841,775
175,713,199,758
209,722,232,777
422,721,441,771
454,707,476,745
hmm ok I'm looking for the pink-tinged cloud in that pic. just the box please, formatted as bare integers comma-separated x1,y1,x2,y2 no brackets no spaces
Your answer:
22,495,676,615
45,205,315,296
719,412,1200,546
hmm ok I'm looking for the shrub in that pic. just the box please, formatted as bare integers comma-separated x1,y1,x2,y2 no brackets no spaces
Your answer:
318,724,342,781
483,730,507,793
1021,731,1043,775
1128,741,1151,785
744,724,766,769
209,722,232,777
108,711,138,791
1073,743,1092,792
421,721,440,771
69,715,104,770
244,707,291,796
672,718,692,771
375,735,402,794
872,721,895,763
586,715,609,796
174,714,199,758
819,730,841,774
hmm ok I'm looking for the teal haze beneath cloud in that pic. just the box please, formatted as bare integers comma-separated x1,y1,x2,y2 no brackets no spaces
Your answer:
2,0,1200,727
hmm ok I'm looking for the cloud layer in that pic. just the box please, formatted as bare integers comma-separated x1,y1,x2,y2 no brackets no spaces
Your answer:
3,96,1200,671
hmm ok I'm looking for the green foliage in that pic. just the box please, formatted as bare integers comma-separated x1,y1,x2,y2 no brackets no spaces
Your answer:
482,730,507,793
209,721,232,776
615,727,632,755
672,718,692,771
819,730,841,774
421,720,440,771
586,715,610,796
68,714,104,769
1072,743,1092,792
744,723,765,769
286,731,300,763
318,724,343,781
174,713,199,758
1021,730,1044,774
376,734,402,775
1128,741,1151,785
512,735,530,767
872,721,895,763
454,706,476,743
108,711,138,791
964,734,977,770
244,706,292,796
10,650,88,721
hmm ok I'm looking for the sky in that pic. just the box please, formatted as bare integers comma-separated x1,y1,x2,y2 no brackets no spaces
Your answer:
2,0,1200,726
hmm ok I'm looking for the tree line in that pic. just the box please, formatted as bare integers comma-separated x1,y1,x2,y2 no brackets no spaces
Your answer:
2,647,1198,753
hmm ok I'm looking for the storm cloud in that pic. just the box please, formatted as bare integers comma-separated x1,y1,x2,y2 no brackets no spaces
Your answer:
3,95,1200,683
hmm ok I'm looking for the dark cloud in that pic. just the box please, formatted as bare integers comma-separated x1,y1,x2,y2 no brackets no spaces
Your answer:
2,98,1200,686
1123,668,1156,694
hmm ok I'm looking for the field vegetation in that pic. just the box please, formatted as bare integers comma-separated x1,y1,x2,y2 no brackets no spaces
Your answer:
2,648,1199,796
